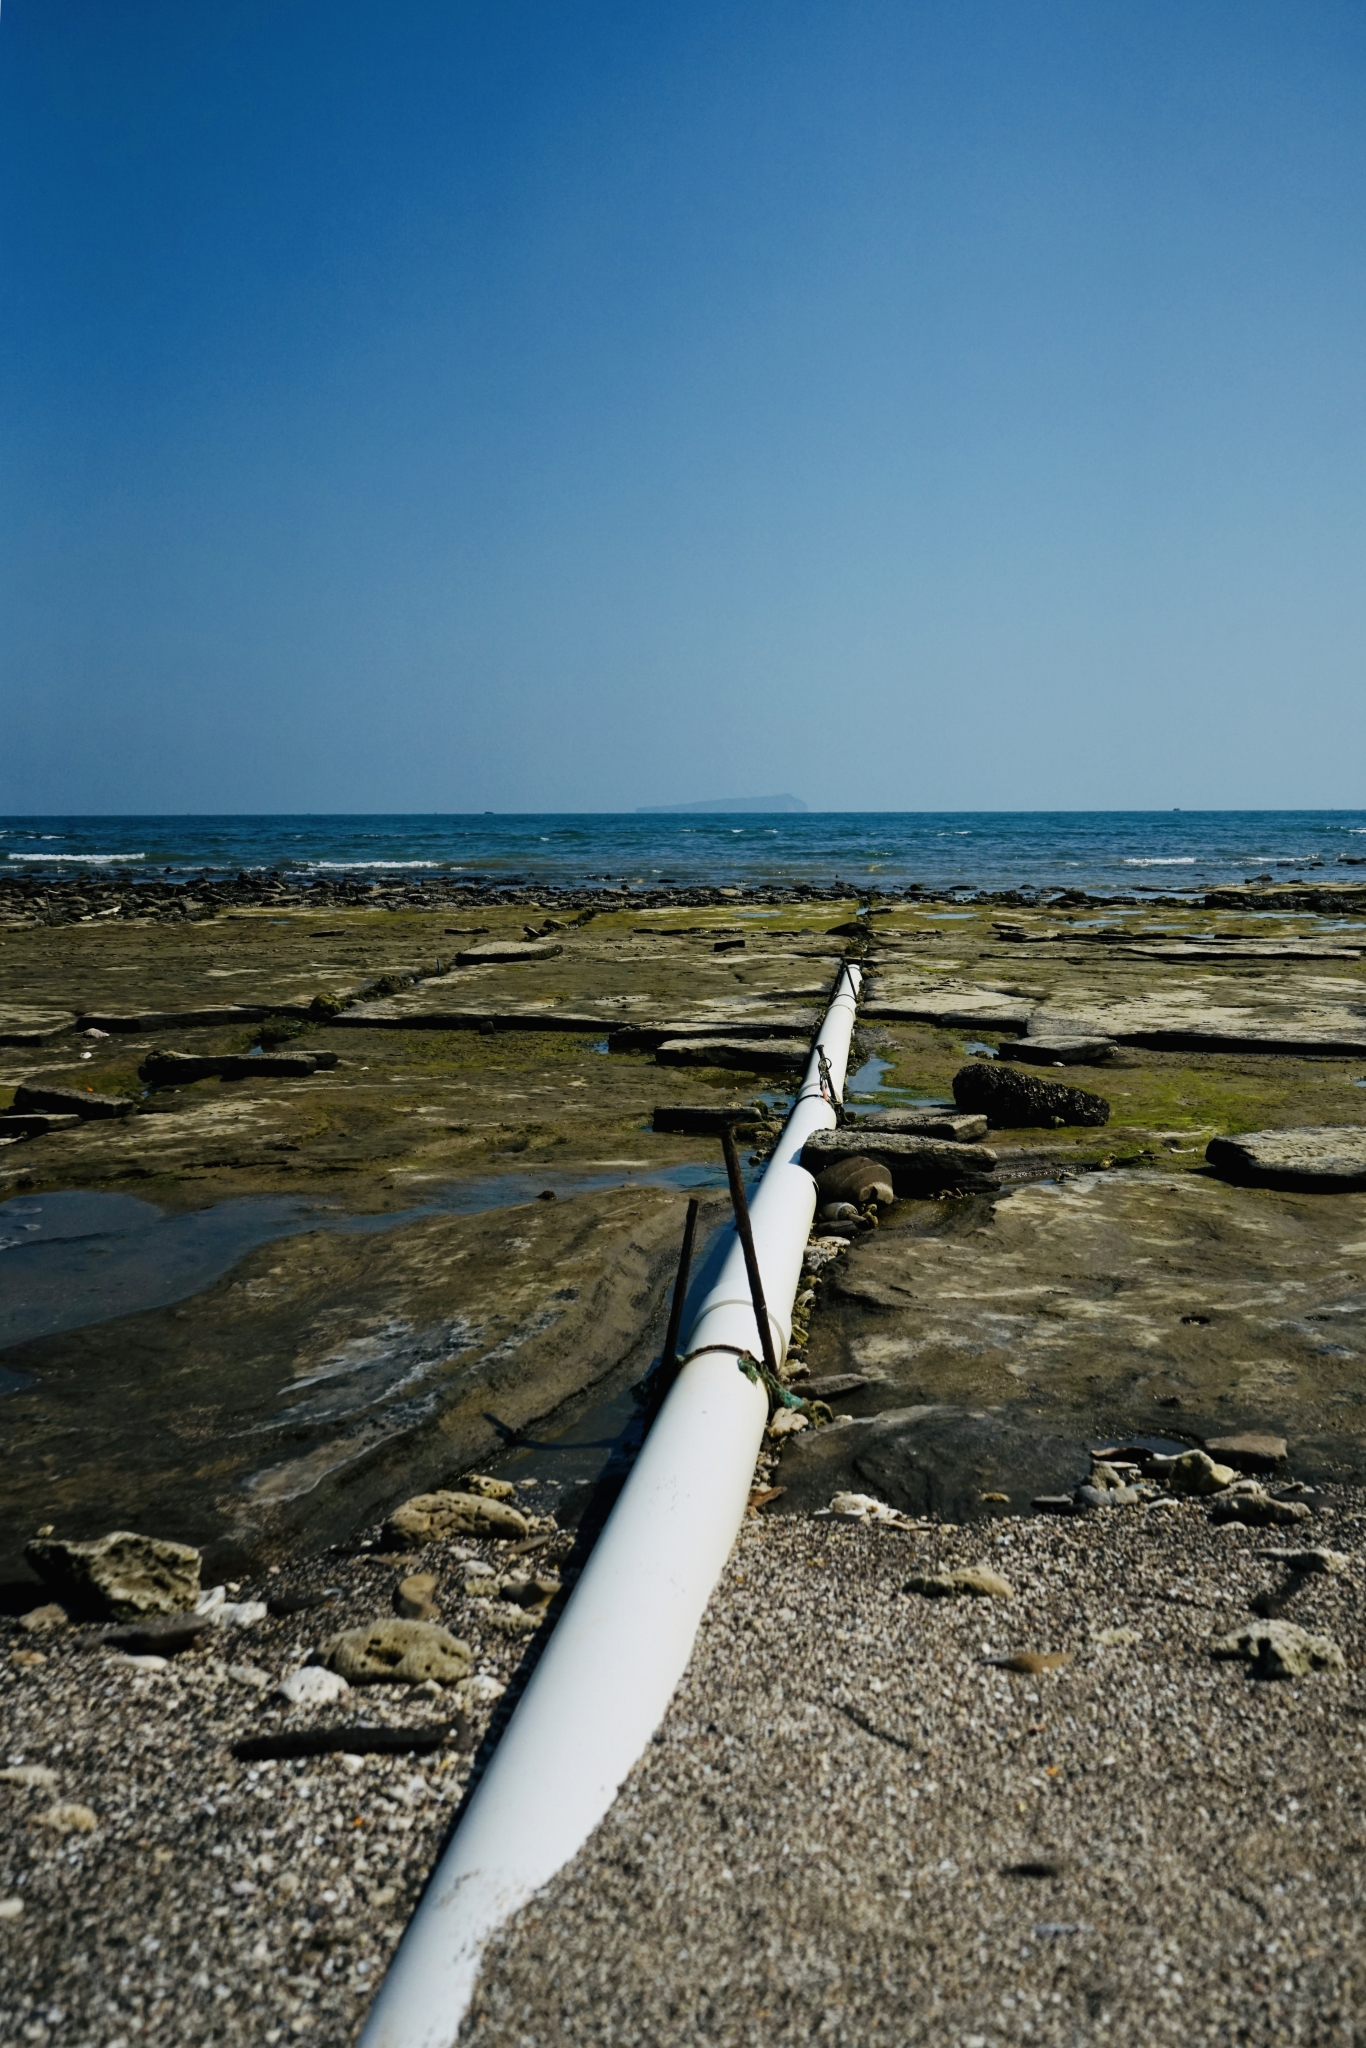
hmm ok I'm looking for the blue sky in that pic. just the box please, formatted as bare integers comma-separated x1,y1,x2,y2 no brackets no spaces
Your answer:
2,1,1364,813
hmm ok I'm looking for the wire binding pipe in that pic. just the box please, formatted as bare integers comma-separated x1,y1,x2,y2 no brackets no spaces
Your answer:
360,962,862,2047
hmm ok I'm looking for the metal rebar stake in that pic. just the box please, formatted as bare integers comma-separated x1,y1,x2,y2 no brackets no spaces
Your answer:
719,1125,780,1379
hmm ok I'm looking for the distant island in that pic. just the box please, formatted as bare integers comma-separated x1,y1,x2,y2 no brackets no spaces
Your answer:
636,794,808,814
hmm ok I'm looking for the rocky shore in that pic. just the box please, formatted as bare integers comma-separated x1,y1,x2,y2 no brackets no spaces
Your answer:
4,872,1366,2039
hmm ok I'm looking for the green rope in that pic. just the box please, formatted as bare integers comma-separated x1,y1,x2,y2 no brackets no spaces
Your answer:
673,1342,833,1424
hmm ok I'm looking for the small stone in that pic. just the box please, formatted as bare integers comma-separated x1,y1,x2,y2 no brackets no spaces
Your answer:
1205,1431,1288,1473
0,1899,23,1920
0,1765,58,1789
1152,1450,1237,1495
905,1565,1013,1600
382,1491,529,1547
460,1475,516,1500
394,1573,440,1620
454,1672,507,1707
24,1530,201,1621
1209,1491,1313,1527
1211,1620,1345,1678
18,1604,67,1632
227,1664,271,1689
37,1803,98,1834
1074,1484,1141,1509
10,1649,46,1667
1095,1627,1139,1647
106,1652,169,1671
277,1666,350,1707
324,1619,472,1685
767,1409,809,1438
481,1606,544,1636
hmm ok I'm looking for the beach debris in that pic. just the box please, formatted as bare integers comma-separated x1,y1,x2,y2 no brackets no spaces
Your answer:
951,1062,1110,1128
394,1572,440,1620
824,1492,908,1525
322,1619,472,1686
277,1665,350,1708
904,1565,1013,1599
767,1409,809,1437
1206,1127,1366,1191
1211,1620,1345,1678
195,1586,269,1628
383,1490,529,1547
234,1720,466,1763
24,1530,202,1621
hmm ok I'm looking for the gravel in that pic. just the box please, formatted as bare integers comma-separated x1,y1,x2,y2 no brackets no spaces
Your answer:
5,1494,1365,2045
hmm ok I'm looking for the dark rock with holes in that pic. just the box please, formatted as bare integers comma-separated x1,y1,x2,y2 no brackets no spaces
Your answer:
951,1062,1110,1129
323,1619,471,1685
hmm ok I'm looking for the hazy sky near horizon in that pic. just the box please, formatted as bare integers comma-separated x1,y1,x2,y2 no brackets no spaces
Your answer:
3,2,1365,815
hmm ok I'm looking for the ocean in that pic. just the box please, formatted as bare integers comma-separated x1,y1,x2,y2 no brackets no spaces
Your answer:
2,811,1365,896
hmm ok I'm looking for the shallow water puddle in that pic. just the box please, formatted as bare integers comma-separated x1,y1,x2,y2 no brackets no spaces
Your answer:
0,1162,727,1353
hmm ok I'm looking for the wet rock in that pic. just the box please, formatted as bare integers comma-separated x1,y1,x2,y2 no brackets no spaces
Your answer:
394,1573,439,1620
11,1083,133,1121
951,1063,1110,1129
323,1618,472,1685
1205,1431,1289,1473
1211,1620,1345,1678
1209,1490,1313,1527
38,1803,98,1833
905,1565,1013,1599
814,1157,894,1207
1206,1127,1366,1191
780,1404,1086,1522
0,1113,82,1137
800,1129,997,1193
140,1049,319,1084
1151,1449,1237,1495
382,1490,529,1546
24,1530,202,1620
277,1665,350,1707
999,1035,1117,1066
18,1603,68,1632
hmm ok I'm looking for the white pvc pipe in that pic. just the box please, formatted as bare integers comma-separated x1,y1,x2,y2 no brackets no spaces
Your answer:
360,963,862,2048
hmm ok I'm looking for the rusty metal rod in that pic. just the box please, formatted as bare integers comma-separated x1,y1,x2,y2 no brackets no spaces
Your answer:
720,1125,780,1380
658,1196,700,1384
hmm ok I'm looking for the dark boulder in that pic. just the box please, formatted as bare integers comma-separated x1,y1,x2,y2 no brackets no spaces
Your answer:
952,1061,1109,1128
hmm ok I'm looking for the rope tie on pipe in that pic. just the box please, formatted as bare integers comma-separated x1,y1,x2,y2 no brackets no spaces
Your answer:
674,1343,833,1423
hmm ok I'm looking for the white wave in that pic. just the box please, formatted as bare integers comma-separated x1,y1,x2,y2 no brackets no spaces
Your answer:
304,860,443,870
9,851,146,862
1121,857,1196,867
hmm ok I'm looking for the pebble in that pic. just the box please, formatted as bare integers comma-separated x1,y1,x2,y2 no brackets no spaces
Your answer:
18,1604,68,1633
904,1565,1013,1599
0,1899,23,1921
276,1665,350,1707
227,1664,271,1689
106,1652,170,1672
1150,1450,1237,1495
383,1490,529,1545
37,1803,98,1834
0,1766,58,1790
395,1573,440,1620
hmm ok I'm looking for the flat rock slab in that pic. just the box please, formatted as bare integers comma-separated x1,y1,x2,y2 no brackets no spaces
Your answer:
778,1404,1090,1519
613,1014,818,1050
0,1113,82,1137
1206,1127,1366,1191
858,1109,988,1141
0,1007,78,1045
656,1037,810,1072
800,1128,997,1191
454,941,563,965
862,984,1034,1031
998,1036,1117,1066
952,1062,1110,1128
75,1007,270,1031
12,1083,133,1121
140,1050,328,1083
1205,1431,1289,1472
333,1005,614,1032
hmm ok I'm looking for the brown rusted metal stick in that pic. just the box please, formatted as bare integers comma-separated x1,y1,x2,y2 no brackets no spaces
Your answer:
720,1126,780,1380
658,1196,700,1381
